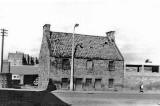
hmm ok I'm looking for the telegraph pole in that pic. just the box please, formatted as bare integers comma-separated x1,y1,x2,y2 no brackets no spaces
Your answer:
0,29,8,73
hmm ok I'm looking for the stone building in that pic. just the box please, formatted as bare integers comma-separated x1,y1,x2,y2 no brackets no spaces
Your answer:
124,63,160,91
7,52,39,88
8,52,39,66
39,24,124,91
8,52,24,66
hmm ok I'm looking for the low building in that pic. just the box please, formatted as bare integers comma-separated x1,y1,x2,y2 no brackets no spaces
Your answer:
0,52,40,88
124,63,160,91
38,24,124,91
10,65,39,88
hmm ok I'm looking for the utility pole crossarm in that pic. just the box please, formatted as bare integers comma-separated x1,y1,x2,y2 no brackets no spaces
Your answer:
1,29,8,35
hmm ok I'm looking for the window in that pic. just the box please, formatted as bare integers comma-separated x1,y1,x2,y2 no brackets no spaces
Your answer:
55,58,62,69
85,78,92,86
61,78,69,89
108,78,114,88
55,58,71,70
109,60,115,71
86,60,93,70
62,58,70,70
152,66,159,73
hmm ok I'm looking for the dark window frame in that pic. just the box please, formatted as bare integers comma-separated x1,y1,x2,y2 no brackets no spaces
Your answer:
108,60,115,71
55,58,71,70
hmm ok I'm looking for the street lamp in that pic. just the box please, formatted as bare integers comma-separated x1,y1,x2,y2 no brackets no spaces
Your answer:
70,23,79,91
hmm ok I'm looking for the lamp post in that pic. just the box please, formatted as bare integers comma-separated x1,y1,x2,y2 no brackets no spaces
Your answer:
70,24,79,91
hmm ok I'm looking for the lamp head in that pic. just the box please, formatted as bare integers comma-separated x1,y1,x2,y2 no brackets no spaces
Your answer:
74,24,79,28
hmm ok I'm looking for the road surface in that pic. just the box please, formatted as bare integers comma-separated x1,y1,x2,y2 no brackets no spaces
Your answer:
52,91,160,106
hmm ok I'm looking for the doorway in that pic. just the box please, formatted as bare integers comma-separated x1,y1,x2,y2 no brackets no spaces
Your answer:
108,78,114,88
75,78,83,90
61,78,69,89
85,78,92,90
94,79,102,90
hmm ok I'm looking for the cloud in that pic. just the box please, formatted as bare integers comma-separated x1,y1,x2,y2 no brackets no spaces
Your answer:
123,52,145,63
0,0,160,64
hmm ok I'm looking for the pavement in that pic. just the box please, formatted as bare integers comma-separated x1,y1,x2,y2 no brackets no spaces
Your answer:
52,89,160,94
52,90,160,106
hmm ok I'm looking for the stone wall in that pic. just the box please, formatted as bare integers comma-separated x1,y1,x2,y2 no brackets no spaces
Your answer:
124,66,160,91
38,24,51,89
124,75,160,90
2,61,10,73
0,73,12,88
50,57,124,90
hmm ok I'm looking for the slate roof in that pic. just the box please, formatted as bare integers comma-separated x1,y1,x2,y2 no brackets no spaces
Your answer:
10,65,39,75
46,31,124,60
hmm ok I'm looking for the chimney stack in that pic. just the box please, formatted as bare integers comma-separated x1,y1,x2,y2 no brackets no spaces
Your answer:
106,31,115,42
43,24,51,31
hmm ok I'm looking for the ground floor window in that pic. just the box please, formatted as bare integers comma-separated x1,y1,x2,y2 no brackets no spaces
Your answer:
85,78,92,90
61,78,69,89
86,78,92,86
108,78,114,88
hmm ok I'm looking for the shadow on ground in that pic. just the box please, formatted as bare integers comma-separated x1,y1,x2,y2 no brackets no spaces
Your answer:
0,89,71,106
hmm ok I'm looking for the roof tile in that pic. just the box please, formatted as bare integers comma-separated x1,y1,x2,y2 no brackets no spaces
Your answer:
47,32,123,60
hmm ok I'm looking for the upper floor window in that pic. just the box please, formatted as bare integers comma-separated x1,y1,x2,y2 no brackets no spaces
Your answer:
86,60,93,70
55,58,70,70
109,60,115,71
62,58,70,70
55,58,62,69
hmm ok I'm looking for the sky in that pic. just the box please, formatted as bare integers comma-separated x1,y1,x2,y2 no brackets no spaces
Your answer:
0,0,160,64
